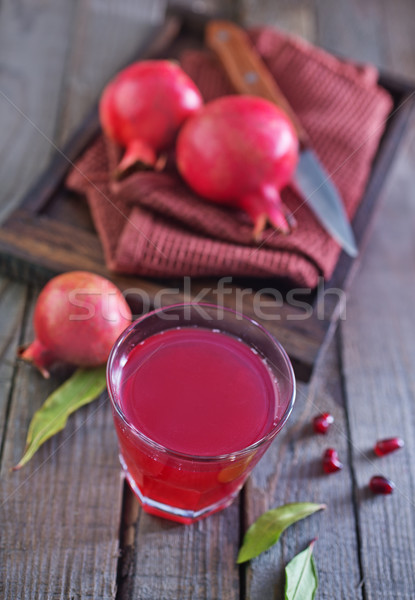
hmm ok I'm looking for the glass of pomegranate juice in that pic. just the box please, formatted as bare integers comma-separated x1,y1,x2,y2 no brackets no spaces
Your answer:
107,303,296,524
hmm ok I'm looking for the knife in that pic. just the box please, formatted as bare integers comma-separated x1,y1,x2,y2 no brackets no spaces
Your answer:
205,20,358,257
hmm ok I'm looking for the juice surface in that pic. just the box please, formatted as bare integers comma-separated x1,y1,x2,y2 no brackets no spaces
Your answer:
119,327,278,456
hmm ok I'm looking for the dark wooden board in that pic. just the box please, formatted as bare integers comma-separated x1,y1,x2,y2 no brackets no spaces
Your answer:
0,21,413,382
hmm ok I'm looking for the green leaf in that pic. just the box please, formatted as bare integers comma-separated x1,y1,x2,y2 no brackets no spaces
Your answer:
285,541,318,600
237,502,325,563
13,366,107,470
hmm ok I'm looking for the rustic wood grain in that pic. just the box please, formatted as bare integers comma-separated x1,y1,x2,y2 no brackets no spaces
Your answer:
241,0,317,43
1,0,415,598
315,0,389,68
239,1,415,599
316,0,415,83
0,0,78,222
243,335,364,600
0,287,123,599
118,497,241,600
379,0,415,81
55,0,167,145
0,278,27,441
319,2,415,597
340,107,415,599
0,1,167,598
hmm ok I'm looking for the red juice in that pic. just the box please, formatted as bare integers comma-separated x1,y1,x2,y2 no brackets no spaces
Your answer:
112,327,280,522
121,328,277,454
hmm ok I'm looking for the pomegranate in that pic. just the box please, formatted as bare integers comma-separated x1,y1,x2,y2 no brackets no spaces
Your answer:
369,475,395,495
18,271,132,377
374,437,404,457
322,448,343,474
176,95,299,238
313,413,334,434
99,60,203,176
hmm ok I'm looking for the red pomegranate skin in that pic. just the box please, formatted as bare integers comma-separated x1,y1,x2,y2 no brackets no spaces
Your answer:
176,95,298,235
21,271,132,375
99,60,203,170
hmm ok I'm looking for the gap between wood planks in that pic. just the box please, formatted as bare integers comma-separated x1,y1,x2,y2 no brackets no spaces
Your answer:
337,327,367,599
0,282,31,468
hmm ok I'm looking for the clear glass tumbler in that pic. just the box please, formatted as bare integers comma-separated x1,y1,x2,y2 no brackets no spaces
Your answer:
107,303,296,524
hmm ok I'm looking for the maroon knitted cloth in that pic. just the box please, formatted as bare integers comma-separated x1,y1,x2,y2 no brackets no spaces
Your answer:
66,27,392,287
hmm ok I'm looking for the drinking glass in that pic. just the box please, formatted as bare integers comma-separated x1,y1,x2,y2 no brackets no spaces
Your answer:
107,303,296,524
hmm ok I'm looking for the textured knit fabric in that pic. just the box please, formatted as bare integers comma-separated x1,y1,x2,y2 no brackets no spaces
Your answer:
66,27,392,287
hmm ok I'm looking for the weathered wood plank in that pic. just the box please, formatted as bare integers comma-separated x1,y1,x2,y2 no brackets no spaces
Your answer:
0,277,27,440
0,288,123,600
241,0,317,43
118,496,240,600
0,0,78,222
380,0,415,81
316,0,415,82
55,0,167,145
341,107,415,599
315,0,388,68
315,1,415,596
243,336,363,600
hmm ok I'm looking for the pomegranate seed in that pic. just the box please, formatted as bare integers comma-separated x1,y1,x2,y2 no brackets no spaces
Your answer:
313,413,334,434
374,437,404,457
322,448,343,474
369,475,395,495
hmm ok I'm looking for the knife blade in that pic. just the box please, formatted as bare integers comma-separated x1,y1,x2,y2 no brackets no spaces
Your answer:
205,20,358,257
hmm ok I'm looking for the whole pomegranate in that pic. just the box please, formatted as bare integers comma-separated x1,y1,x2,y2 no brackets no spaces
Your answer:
19,271,132,377
99,60,203,176
176,95,299,238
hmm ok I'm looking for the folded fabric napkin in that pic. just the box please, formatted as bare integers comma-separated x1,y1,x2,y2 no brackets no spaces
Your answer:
66,27,392,287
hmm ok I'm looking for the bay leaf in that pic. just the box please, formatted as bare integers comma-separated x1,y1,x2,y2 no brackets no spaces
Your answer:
13,366,107,470
285,541,318,600
237,502,325,563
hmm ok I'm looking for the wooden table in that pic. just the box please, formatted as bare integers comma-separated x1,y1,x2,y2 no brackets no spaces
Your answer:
1,1,415,598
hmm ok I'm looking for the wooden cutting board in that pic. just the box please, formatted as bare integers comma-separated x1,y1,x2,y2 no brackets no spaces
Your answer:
0,22,413,381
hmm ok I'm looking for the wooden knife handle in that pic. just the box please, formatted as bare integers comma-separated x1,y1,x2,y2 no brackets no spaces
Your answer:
205,20,309,146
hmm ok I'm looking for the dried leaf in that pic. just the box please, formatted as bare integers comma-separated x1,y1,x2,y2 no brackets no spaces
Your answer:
13,366,107,469
285,541,318,600
237,502,325,563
